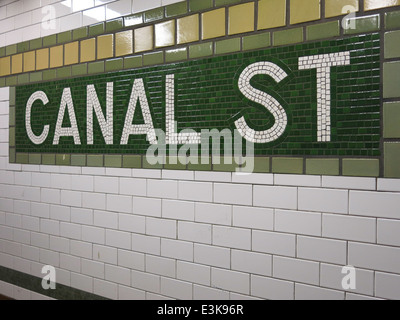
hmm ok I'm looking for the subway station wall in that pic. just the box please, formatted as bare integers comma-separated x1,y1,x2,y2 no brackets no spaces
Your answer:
0,0,400,300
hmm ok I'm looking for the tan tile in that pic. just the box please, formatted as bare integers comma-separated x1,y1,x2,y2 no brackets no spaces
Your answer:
81,38,96,62
177,14,199,44
36,48,49,70
0,56,11,76
64,41,79,65
23,51,36,72
229,2,255,35
50,45,64,68
11,54,23,74
202,8,226,40
258,0,286,30
97,34,114,60
134,26,154,53
116,30,133,57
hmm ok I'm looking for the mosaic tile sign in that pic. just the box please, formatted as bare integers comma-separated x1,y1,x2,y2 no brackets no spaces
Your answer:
15,34,380,157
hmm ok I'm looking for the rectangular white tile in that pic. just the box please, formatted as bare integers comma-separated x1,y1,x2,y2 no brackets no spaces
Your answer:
81,225,105,245
118,285,145,300
162,199,195,221
233,206,273,231
118,213,145,234
273,256,320,285
299,188,348,214
350,191,400,219
194,243,230,269
178,221,212,244
106,229,131,250
146,217,176,239
71,207,93,225
132,196,161,217
70,240,92,259
162,170,194,181
252,230,296,257
378,219,400,246
60,190,82,207
177,261,210,286
105,264,131,286
145,255,175,278
119,177,146,196
81,259,105,279
232,173,273,185
148,180,178,199
161,277,192,300
82,192,106,210
131,270,160,293
211,268,250,295
295,284,344,300
161,238,193,262
94,279,118,300
212,225,251,250
94,176,119,194
106,194,132,213
179,181,213,202
193,284,229,300
275,174,321,187
297,236,347,264
93,244,117,265
231,250,272,276
195,202,232,226
376,272,400,300
322,176,376,190
275,210,322,236
132,233,160,255
118,249,145,271
214,183,252,206
94,210,118,229
60,222,81,240
195,171,231,183
253,185,297,210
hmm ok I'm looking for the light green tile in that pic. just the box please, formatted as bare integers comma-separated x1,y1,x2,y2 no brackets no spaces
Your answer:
30,39,42,50
273,28,303,46
344,14,380,35
143,51,164,66
9,127,15,147
213,157,240,172
57,31,72,44
242,33,270,51
385,31,400,59
89,23,105,37
143,156,163,169
272,157,304,174
17,41,30,53
6,76,17,87
57,66,71,79
165,157,187,170
88,61,105,74
215,0,241,6
189,0,213,12
106,18,123,32
384,62,400,98
29,154,41,165
189,42,213,59
43,69,57,81
307,21,340,41
385,10,400,30
9,107,15,126
342,159,379,177
384,102,400,138
56,154,71,166
6,44,17,56
105,58,123,72
385,143,400,178
215,38,241,55
73,27,88,41
42,154,56,165
123,155,142,168
239,157,270,173
16,153,29,164
43,35,57,47
9,148,16,163
30,72,43,83
9,87,15,106
105,155,122,168
166,2,187,17
188,157,212,171
0,78,5,87
72,64,88,77
87,155,104,167
144,8,164,22
306,159,340,176
17,73,29,85
124,55,142,69
0,47,5,57
71,155,86,166
166,48,187,63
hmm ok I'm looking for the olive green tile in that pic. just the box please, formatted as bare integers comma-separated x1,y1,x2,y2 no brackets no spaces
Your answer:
0,78,5,87
88,61,105,74
17,73,29,85
30,72,42,83
306,159,340,176
215,38,241,55
72,64,87,77
57,31,72,44
6,44,17,56
165,157,187,170
106,18,123,32
56,154,71,166
124,55,142,69
73,27,88,41
385,10,400,30
383,62,400,98
252,157,270,173
16,153,29,164
105,58,123,72
105,155,122,168
43,69,57,81
0,47,5,57
213,157,239,172
307,21,340,41
242,33,270,51
42,154,56,165
342,159,379,177
188,157,212,171
166,1,187,17
189,42,213,59
9,127,15,147
344,14,380,35
385,143,400,178
123,155,142,168
125,13,143,27
166,48,187,63
71,154,86,166
9,87,15,106
6,76,17,86
87,155,104,167
145,8,164,23
29,154,41,165
272,157,304,174
89,23,105,37
9,148,16,163
383,102,400,138
273,28,303,46
189,0,213,12
9,107,15,126
385,31,400,59
43,35,57,47
17,41,30,53
57,66,71,79
215,0,241,6
143,156,163,169
143,51,164,66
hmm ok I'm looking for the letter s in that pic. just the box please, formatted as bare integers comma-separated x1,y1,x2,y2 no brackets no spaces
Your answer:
235,62,288,143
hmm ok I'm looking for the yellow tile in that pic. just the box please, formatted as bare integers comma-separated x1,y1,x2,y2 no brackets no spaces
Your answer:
178,14,199,44
97,34,114,60
116,30,133,57
36,48,49,70
326,0,359,17
0,56,11,76
229,2,255,35
258,0,286,30
50,45,64,68
80,38,96,62
64,41,79,65
23,51,36,72
290,0,321,24
365,0,400,11
202,8,226,40
11,54,22,74
155,20,175,48
134,26,154,53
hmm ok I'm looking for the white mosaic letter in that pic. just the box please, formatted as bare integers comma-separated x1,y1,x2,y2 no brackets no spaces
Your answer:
121,79,157,145
25,91,50,145
235,62,288,144
87,82,114,145
299,51,351,142
53,87,81,145
166,74,201,145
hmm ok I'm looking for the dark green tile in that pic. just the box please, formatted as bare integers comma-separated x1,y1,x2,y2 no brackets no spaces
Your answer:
42,154,56,165
143,156,163,169
43,70,57,82
56,154,71,166
189,42,213,59
385,31,400,59
9,87,15,106
143,51,164,66
215,0,241,6
384,102,400,138
58,31,72,44
272,158,304,174
105,155,122,168
383,62,400,98
17,73,29,85
6,76,17,87
306,159,339,176
344,14,380,35
30,72,43,83
106,18,123,32
165,157,187,170
385,143,400,178
342,159,379,177
0,47,6,57
123,155,142,168
71,154,86,166
17,41,30,53
166,48,187,63
242,33,270,51
88,61,105,74
57,66,72,79
87,155,104,167
124,55,142,69
29,154,41,165
144,8,164,23
89,23,105,37
165,1,187,18
307,21,340,41
6,44,17,56
72,64,88,77
29,39,42,50
16,153,29,164
105,58,123,72
215,38,241,55
385,10,400,30
273,28,303,46
189,0,213,11
9,106,15,126
188,157,212,171
124,14,143,27
73,27,88,41
43,35,57,47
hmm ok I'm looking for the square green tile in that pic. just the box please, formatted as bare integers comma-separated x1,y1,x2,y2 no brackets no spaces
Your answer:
56,154,71,166
17,41,30,53
57,31,72,44
105,58,123,72
73,27,88,41
384,102,400,138
166,48,187,63
106,18,123,32
189,0,213,11
385,143,400,178
29,154,41,165
43,35,57,47
89,23,105,37
43,69,57,81
166,2,187,18
272,157,304,174
239,157,270,173
71,154,86,166
306,159,340,176
342,159,379,177
213,156,239,172
17,73,29,85
6,44,17,56
385,31,400,59
385,11,400,30
42,154,56,165
242,33,271,51
143,156,163,169
165,156,187,170
57,67,71,79
188,157,212,171
88,61,105,74
307,21,340,41
6,76,17,87
344,14,380,35
105,155,122,168
189,42,213,59
72,64,88,77
273,28,303,46
123,155,142,168
215,38,241,55
384,62,400,98
0,78,5,87
30,72,43,83
16,153,29,164
143,52,164,66
124,55,143,69
144,8,164,23
87,155,104,167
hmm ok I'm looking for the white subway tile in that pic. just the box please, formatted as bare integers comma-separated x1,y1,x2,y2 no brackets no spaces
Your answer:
193,284,229,300
41,188,60,205
214,183,252,206
106,0,131,19
14,172,31,186
195,202,232,226
132,169,161,179
59,12,82,32
148,180,178,199
162,170,194,181
82,225,105,245
94,279,118,300
13,256,31,274
322,176,376,190
93,244,117,265
5,212,21,228
161,277,192,300
13,229,30,245
232,250,272,276
350,190,400,219
94,176,119,194
83,6,106,26
146,255,175,278
13,286,31,300
71,273,93,294
254,185,297,210
106,229,131,250
0,225,13,240
82,192,106,210
49,235,70,254
118,213,145,234
31,202,50,219
233,206,273,231
50,205,70,222
60,190,82,207
177,261,210,286
71,207,93,225
212,268,250,295
105,264,131,286
297,236,347,264
252,230,296,257
72,0,94,12
299,188,348,214
232,173,273,185
132,233,160,255
275,210,322,236
275,174,321,187
195,171,231,183
345,293,382,301
378,219,400,246
60,254,81,273
60,222,81,240
131,270,160,293
39,248,60,267
194,243,230,269
213,225,251,250
119,177,146,196
106,194,132,213
377,178,400,192
71,175,93,192
146,217,176,239
118,249,145,271
179,181,213,202
51,173,70,189
70,240,92,259
273,256,320,285
94,210,118,229
40,219,60,236
295,284,344,300
376,272,400,300
118,285,145,300
21,244,39,262
161,238,193,261
162,199,195,221
178,221,212,244
81,258,104,279
132,196,161,217
132,0,162,13
323,214,376,242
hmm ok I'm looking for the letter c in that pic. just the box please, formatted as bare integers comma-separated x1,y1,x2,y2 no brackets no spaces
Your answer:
26,91,50,145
